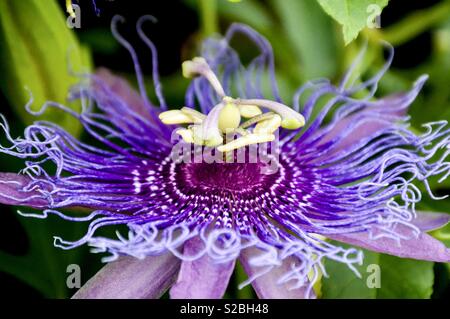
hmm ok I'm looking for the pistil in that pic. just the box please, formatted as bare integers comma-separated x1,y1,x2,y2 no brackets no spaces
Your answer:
182,57,225,97
160,57,306,152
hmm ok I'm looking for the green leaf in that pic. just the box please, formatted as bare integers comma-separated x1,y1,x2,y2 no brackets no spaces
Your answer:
271,0,338,79
233,261,256,299
0,0,98,297
217,0,275,32
432,223,450,248
322,245,378,298
316,0,389,45
377,255,434,299
322,243,434,299
0,0,92,136
0,206,99,298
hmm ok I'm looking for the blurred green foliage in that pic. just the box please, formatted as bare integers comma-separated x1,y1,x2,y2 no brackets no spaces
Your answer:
0,0,95,298
0,0,91,136
322,243,434,299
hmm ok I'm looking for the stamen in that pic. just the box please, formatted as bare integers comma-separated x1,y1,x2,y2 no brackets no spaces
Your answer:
182,57,226,97
218,133,275,152
190,125,206,145
159,110,200,125
176,128,195,143
181,107,206,123
239,104,262,118
240,112,275,129
226,127,249,137
254,114,282,134
234,98,305,130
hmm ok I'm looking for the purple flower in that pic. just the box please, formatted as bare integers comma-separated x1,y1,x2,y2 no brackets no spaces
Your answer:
0,18,449,299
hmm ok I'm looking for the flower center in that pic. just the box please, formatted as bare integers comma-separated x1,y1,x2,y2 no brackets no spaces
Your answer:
171,158,283,199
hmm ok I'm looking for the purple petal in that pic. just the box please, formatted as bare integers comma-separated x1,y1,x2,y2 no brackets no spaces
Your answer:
95,68,151,120
328,214,450,263
72,253,180,299
170,237,235,299
413,211,450,232
0,172,46,208
239,248,316,299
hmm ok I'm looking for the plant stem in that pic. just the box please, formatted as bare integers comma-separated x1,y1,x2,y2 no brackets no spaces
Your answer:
199,0,218,36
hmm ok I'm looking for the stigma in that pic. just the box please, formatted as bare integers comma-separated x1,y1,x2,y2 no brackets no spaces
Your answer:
158,57,306,152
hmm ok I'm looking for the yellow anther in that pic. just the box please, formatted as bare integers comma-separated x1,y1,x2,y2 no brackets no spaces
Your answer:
182,57,207,78
159,110,196,125
218,103,241,132
254,114,282,134
238,104,262,118
233,98,305,131
239,112,275,129
204,132,224,147
281,117,305,130
182,61,195,78
181,107,206,123
176,128,195,143
217,133,275,152
192,125,223,147
190,125,205,145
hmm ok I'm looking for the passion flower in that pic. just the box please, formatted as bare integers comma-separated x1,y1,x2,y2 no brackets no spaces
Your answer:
0,17,449,299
